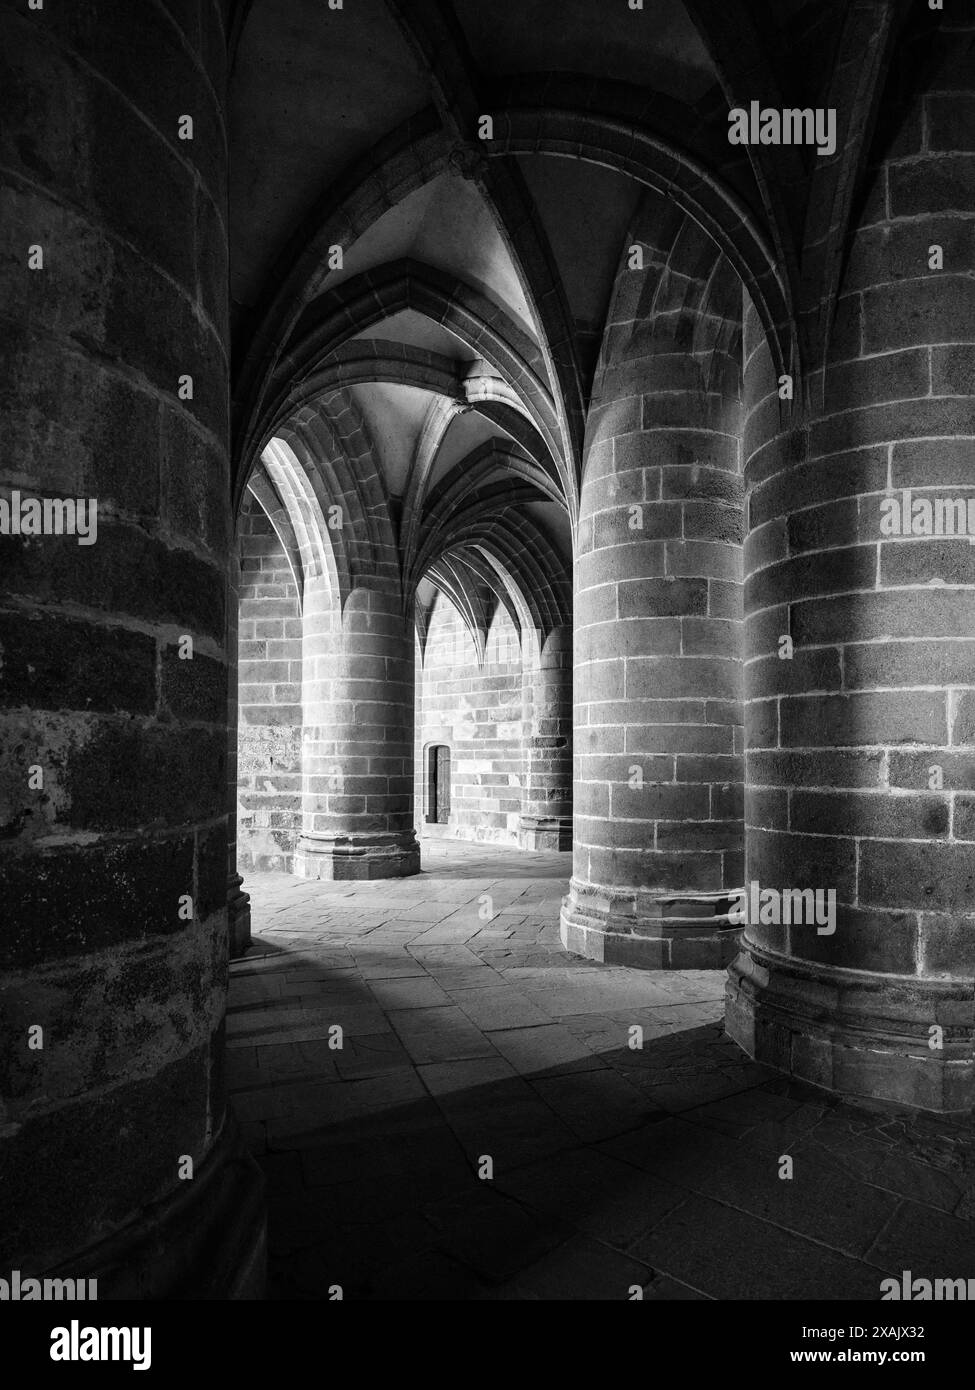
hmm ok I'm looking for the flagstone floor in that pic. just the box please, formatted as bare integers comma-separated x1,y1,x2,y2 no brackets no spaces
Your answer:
229,840,975,1300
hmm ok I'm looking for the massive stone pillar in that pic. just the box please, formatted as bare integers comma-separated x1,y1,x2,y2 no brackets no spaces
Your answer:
562,209,745,969
0,2,264,1293
519,626,573,850
295,578,420,878
727,36,975,1111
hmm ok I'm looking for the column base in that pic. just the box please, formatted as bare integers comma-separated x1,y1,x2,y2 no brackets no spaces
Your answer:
560,878,742,969
294,831,421,880
726,941,975,1113
45,1112,266,1299
228,873,252,960
518,814,572,852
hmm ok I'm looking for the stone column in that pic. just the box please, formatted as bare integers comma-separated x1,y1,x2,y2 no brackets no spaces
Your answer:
0,2,264,1291
519,626,573,850
561,219,745,969
727,41,975,1110
295,578,420,878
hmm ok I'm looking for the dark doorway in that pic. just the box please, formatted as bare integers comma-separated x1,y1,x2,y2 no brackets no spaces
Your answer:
426,744,451,824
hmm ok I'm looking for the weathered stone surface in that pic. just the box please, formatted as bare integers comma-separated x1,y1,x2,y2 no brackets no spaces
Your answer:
562,195,745,971
731,47,975,1111
0,0,262,1297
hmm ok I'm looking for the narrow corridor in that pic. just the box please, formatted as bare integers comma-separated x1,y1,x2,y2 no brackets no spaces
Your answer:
229,843,975,1300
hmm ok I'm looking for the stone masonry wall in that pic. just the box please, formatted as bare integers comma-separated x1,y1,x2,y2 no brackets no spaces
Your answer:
416,600,524,844
236,494,302,872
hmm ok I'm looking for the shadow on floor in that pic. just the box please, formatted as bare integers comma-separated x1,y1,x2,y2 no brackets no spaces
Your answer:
229,846,975,1301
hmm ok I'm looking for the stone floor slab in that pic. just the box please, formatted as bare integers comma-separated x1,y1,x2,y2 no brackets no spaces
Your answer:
234,844,975,1300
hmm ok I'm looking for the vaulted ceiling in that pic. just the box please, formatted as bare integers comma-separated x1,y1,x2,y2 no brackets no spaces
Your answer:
226,0,918,647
